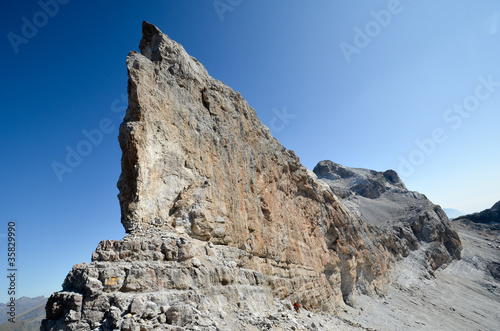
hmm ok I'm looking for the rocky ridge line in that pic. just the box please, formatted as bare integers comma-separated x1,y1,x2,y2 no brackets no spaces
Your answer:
454,200,500,226
314,160,462,272
41,22,462,330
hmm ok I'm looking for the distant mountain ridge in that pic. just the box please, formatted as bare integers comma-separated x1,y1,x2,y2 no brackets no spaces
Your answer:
0,296,46,324
0,296,46,331
443,208,463,219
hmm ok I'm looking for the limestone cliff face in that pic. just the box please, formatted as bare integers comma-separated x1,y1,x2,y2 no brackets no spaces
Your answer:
117,20,393,304
42,22,460,330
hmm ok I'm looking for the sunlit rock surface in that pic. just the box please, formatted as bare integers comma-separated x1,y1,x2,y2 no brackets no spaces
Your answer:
41,22,463,331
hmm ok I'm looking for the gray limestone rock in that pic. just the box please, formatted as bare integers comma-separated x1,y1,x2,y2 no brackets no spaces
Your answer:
313,160,462,270
41,22,463,330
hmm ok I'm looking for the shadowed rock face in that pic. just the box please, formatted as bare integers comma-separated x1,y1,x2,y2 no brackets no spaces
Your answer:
41,22,462,330
453,200,500,233
455,201,500,224
314,160,462,270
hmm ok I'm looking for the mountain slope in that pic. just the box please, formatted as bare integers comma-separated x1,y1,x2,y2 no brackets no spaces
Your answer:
313,161,499,330
455,200,500,225
337,221,500,330
0,296,46,331
314,160,461,271
41,22,462,330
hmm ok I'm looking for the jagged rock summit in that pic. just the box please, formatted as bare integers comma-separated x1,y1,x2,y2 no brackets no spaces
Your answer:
314,160,462,270
42,22,462,330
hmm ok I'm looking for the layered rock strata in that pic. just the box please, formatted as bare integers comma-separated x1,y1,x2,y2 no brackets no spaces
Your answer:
116,21,394,306
42,22,461,330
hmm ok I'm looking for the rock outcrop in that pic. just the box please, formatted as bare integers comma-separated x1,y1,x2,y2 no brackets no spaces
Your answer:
42,22,462,330
453,200,500,234
454,201,500,225
313,160,462,271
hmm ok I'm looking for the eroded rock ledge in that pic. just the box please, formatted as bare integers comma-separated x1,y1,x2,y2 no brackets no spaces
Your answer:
42,22,461,330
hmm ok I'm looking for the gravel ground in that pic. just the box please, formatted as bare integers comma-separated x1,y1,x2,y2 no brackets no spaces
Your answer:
335,222,500,331
201,221,499,331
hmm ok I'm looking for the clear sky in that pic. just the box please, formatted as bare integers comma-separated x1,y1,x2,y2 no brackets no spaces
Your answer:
1,0,499,299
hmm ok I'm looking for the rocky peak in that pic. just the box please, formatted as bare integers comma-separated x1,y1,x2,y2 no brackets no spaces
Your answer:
41,22,462,330
314,160,462,269
313,160,406,199
115,20,401,305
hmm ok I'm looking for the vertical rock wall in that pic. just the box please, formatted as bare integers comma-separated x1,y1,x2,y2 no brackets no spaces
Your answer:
116,21,394,303
41,22,461,330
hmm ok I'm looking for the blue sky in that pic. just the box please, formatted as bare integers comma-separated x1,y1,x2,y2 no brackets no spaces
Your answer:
1,0,499,299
